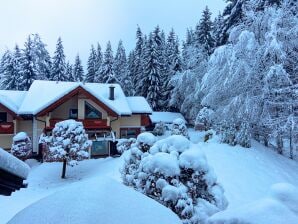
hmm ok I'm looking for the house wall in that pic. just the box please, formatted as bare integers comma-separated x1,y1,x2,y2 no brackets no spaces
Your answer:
120,115,141,127
17,120,33,138
110,115,142,138
51,97,78,119
0,134,13,149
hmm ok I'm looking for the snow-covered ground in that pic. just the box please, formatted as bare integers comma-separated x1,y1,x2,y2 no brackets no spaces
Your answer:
1,129,298,223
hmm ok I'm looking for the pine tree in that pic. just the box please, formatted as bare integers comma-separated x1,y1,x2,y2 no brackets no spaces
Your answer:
98,41,118,84
65,62,73,81
141,32,162,110
125,51,136,96
20,35,38,90
195,6,215,55
114,40,127,84
85,45,96,83
94,43,103,83
133,26,145,94
51,37,67,81
0,50,15,90
31,34,52,80
73,54,84,82
213,12,225,47
162,29,182,110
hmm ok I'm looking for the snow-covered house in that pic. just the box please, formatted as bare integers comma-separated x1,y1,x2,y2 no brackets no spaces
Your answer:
0,80,152,156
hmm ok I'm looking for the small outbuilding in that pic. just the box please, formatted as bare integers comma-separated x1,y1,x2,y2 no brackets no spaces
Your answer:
147,112,186,130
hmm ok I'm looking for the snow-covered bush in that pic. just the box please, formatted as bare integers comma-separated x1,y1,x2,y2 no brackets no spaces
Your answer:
116,138,136,154
44,120,91,178
153,122,166,136
122,135,228,223
236,122,251,148
171,118,189,139
121,132,156,186
195,107,214,131
11,132,32,160
220,120,237,146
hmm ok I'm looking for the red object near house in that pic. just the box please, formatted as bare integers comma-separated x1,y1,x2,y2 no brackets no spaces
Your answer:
48,119,110,130
0,122,14,134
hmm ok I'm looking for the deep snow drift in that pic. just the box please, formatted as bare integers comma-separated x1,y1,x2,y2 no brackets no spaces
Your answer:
8,177,181,224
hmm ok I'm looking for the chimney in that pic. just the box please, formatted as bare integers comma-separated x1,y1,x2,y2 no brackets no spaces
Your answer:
109,85,115,100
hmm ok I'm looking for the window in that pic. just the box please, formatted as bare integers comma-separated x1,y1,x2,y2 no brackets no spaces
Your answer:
85,102,102,119
69,109,78,119
0,112,7,122
120,128,139,139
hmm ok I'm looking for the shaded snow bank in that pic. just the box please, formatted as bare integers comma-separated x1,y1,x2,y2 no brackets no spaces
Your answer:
8,177,181,224
208,183,298,224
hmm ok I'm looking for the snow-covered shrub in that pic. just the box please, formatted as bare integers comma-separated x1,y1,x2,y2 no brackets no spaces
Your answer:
44,120,91,178
195,107,214,131
11,132,32,160
236,121,251,148
153,122,166,136
122,135,228,223
171,118,189,139
116,138,136,154
121,132,156,186
220,120,237,146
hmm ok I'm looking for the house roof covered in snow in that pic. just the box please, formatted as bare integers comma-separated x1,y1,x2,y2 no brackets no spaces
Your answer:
126,97,152,114
0,90,27,114
0,80,152,116
149,112,186,124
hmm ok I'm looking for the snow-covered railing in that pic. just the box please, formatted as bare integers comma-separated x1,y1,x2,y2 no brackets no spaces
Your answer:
0,148,30,196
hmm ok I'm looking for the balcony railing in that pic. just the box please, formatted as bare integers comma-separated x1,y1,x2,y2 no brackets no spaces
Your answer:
0,122,14,134
49,119,109,129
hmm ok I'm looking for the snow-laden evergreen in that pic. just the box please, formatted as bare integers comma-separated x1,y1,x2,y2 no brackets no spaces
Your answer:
51,37,67,82
72,54,84,82
113,40,127,84
85,45,97,83
96,41,118,84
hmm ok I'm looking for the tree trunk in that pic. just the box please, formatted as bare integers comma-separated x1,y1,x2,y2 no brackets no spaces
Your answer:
61,159,67,179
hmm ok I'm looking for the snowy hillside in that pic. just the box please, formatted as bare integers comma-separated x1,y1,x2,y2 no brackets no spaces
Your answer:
1,130,297,223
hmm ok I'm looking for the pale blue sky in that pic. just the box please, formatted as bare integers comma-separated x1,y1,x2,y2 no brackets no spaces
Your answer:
0,0,226,66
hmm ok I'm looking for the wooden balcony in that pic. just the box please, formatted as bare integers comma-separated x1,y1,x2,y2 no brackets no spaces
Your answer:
0,122,14,134
48,119,110,130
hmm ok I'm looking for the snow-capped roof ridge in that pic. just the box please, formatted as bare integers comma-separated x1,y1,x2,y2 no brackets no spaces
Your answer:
0,80,152,116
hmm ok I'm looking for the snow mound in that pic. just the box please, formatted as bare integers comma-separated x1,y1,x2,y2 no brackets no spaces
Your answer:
179,147,208,172
141,152,180,177
8,177,181,224
137,132,156,146
150,135,190,154
208,183,298,224
13,132,29,142
0,148,30,179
